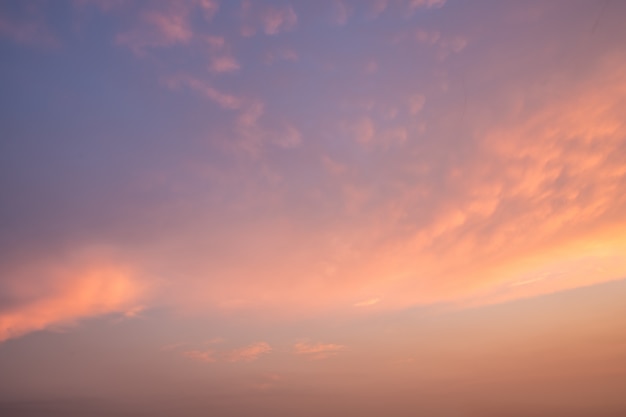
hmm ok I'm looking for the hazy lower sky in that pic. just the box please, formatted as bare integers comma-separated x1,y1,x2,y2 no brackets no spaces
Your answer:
1,1,626,416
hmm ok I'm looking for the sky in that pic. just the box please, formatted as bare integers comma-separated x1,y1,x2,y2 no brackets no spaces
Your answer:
1,0,626,415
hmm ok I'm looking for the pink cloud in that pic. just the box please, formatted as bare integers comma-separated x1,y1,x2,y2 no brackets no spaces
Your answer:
294,341,346,360
225,342,272,362
72,0,128,12
204,35,225,50
349,117,375,145
209,55,241,73
368,0,389,19
332,1,353,26
411,29,467,59
261,5,298,35
115,4,195,54
164,75,243,110
264,48,299,65
0,12,58,48
90,0,218,53
273,125,302,148
408,94,425,115
183,349,216,363
407,0,446,13
195,0,219,21
4,0,623,332
0,250,144,342
415,29,441,44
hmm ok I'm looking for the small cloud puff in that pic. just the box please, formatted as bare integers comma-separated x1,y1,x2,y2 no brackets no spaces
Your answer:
354,298,380,307
210,55,241,73
183,349,216,363
332,1,353,26
262,5,298,35
408,0,446,13
294,341,346,360
226,341,272,362
408,94,426,115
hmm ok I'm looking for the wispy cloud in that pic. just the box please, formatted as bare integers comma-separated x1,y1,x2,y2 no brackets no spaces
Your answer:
332,1,353,26
0,6,59,47
294,341,346,360
111,1,218,54
209,55,241,73
354,298,380,307
225,342,272,362
261,5,298,35
164,74,243,109
183,349,216,363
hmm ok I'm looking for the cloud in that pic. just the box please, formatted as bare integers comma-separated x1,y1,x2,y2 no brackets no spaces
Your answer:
195,0,219,21
332,1,353,26
3,0,626,333
408,94,425,115
293,341,346,360
164,74,243,110
0,7,59,47
204,35,225,50
273,125,302,148
407,0,446,13
225,342,272,362
209,55,241,73
72,0,128,12
261,5,298,35
116,7,193,54
264,48,299,65
112,1,220,54
365,60,379,74
407,29,468,59
0,250,144,342
349,117,375,145
354,298,380,307
322,155,348,176
368,0,389,19
183,349,216,363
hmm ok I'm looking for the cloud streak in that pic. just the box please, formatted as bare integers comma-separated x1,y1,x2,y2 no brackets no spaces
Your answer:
225,342,272,363
294,341,346,360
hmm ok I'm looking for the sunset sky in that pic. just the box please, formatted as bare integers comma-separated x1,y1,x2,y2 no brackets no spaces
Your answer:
1,0,626,415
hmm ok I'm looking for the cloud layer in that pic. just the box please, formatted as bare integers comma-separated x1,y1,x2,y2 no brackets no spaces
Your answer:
1,0,625,340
